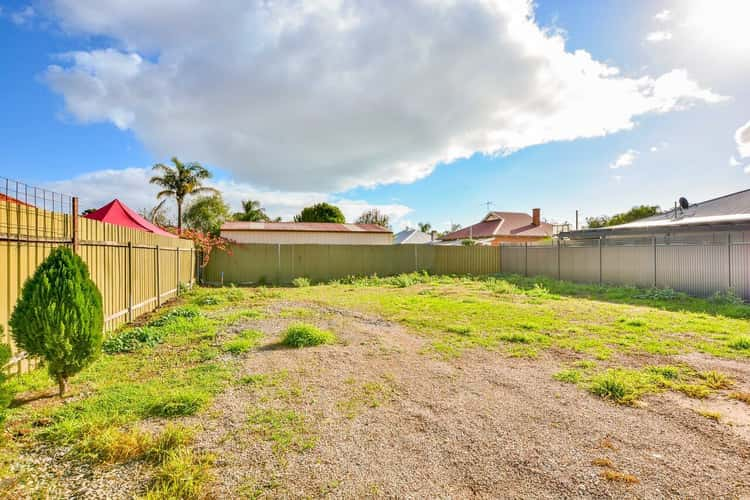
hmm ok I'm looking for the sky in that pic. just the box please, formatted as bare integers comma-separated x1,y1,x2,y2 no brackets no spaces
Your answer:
1,0,749,231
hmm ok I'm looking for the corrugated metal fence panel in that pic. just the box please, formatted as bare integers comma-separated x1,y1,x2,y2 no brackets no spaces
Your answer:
500,246,526,274
732,243,750,299
602,245,654,287
560,246,601,284
656,244,729,297
527,246,558,277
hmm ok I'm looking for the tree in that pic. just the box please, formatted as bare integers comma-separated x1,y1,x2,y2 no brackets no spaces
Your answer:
417,222,432,233
294,202,345,223
183,194,230,236
0,326,11,419
9,247,103,397
150,157,218,234
586,205,660,228
356,208,391,229
138,200,172,228
81,208,98,216
233,199,271,222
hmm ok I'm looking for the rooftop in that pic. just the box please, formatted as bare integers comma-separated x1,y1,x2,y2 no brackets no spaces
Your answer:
221,221,392,234
441,211,552,241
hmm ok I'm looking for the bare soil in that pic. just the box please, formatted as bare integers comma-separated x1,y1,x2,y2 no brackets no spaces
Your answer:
193,301,750,499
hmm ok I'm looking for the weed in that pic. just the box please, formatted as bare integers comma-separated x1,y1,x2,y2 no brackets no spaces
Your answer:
292,277,311,288
695,408,721,421
149,306,202,327
590,372,633,403
676,384,711,399
710,289,744,306
103,327,163,354
698,370,732,389
728,335,750,350
591,458,614,467
145,425,195,464
729,392,750,404
554,369,581,384
281,324,336,348
247,408,316,454
196,295,222,306
499,332,531,343
446,324,472,335
601,469,639,484
142,448,214,500
337,378,396,419
223,329,263,354
634,287,683,301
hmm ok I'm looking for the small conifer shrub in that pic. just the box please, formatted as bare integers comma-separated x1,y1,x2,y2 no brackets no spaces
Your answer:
9,247,103,397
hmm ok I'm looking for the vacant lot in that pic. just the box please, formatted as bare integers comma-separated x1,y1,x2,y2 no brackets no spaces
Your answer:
2,274,750,498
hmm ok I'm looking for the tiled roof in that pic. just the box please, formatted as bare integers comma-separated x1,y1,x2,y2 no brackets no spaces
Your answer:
221,221,391,233
441,211,552,240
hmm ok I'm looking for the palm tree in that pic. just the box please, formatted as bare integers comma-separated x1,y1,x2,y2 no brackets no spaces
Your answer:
233,199,271,222
149,157,217,234
418,222,432,233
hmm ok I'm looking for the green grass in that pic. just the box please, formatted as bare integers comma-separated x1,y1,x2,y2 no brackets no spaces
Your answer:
223,329,264,354
142,447,214,499
555,363,733,405
281,324,336,348
283,274,750,360
247,408,317,454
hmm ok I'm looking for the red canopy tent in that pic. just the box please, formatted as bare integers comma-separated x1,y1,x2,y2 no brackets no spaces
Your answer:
84,199,177,238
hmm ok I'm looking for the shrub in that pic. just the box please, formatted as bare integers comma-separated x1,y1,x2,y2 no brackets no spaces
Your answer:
281,324,336,348
149,306,201,327
728,335,750,351
9,247,103,397
103,327,163,354
292,277,311,288
710,288,744,306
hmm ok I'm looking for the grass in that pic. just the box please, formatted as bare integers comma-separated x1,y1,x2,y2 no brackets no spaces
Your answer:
281,324,336,348
601,469,639,484
142,448,214,499
247,408,317,454
695,408,722,421
223,329,264,354
337,377,396,419
554,363,733,405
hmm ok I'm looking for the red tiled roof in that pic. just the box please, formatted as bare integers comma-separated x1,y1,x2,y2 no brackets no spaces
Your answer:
441,211,552,240
221,221,392,234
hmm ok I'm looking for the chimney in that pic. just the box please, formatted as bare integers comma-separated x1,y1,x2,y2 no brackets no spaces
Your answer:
532,208,541,226
430,230,436,241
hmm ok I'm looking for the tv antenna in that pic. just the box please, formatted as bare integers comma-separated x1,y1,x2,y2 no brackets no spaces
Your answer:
482,201,495,212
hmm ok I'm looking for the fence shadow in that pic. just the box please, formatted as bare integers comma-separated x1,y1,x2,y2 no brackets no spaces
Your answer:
493,273,750,320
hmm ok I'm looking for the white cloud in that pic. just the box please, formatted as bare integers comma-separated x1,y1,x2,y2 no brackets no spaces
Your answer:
735,120,750,158
609,149,638,169
44,0,725,192
745,165,750,175
10,6,35,25
654,9,671,22
649,141,667,152
646,31,672,43
43,167,413,226
729,156,740,167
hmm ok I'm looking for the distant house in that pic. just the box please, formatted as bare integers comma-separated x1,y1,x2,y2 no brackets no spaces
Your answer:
561,188,750,243
393,229,433,245
220,221,392,245
437,209,553,246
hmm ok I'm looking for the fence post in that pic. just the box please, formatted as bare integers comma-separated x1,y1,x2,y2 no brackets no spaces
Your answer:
176,248,180,296
277,243,281,285
524,242,528,277
652,237,657,287
598,237,603,285
414,244,418,272
498,244,503,273
127,241,133,322
155,245,161,307
557,238,561,281
71,196,79,254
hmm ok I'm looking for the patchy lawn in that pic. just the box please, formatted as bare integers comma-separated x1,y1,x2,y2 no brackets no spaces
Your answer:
2,274,750,498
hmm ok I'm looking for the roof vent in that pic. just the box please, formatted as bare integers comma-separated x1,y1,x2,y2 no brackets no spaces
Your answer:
679,197,689,210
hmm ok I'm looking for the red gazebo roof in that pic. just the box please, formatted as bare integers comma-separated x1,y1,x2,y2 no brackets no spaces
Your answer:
84,199,176,238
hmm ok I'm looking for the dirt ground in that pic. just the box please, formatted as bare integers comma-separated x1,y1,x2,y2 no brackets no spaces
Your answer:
186,301,750,499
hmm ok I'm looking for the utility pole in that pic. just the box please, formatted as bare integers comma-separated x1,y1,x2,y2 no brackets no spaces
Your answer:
575,210,579,231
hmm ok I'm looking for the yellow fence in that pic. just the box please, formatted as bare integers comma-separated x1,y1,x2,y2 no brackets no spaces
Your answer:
1,199,196,375
202,243,502,284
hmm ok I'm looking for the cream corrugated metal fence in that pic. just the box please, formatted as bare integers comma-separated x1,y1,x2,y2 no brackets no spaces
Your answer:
1,182,196,376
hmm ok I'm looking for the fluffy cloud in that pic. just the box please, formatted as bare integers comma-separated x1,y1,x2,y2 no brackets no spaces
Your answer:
10,5,35,25
654,9,671,22
735,120,750,158
44,0,725,191
609,150,638,169
44,167,412,226
646,31,672,43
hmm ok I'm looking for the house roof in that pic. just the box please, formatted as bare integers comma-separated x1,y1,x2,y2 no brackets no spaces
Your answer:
440,211,552,241
0,193,32,207
221,221,392,234
562,188,750,238
393,229,433,244
84,199,177,238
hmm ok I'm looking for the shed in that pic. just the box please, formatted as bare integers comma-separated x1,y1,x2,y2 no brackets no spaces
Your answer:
220,221,392,245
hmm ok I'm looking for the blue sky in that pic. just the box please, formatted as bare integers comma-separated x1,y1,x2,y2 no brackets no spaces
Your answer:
1,0,748,230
